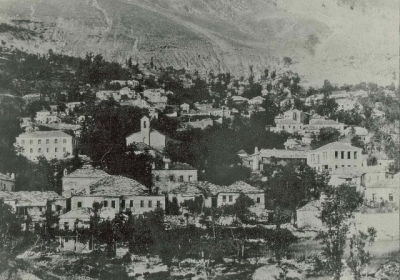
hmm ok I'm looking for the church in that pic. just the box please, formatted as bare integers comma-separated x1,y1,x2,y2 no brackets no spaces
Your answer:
125,116,167,150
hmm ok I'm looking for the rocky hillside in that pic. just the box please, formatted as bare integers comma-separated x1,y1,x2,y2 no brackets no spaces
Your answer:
0,0,397,86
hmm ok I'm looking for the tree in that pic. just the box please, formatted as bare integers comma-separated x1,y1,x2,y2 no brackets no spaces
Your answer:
233,193,255,222
347,228,377,280
267,162,329,227
311,127,341,149
317,184,363,280
181,196,204,215
351,135,364,151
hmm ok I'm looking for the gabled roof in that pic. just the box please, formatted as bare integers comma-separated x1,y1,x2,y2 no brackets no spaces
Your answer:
64,166,109,179
0,191,63,206
313,142,361,152
0,173,14,181
154,162,196,171
257,149,307,159
18,131,72,138
297,200,321,211
81,176,148,197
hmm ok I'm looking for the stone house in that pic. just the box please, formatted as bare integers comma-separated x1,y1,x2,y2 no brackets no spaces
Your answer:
59,207,118,230
62,165,109,198
296,200,323,229
248,147,307,171
152,159,198,184
69,176,165,215
0,172,15,191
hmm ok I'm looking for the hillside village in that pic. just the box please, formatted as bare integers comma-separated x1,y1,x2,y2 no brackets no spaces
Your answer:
0,45,399,279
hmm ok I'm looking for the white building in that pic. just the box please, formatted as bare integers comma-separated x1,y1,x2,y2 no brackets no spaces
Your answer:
336,98,363,111
126,116,167,150
152,160,198,184
62,165,109,198
307,142,364,172
35,110,60,124
364,174,399,205
15,131,74,161
0,172,15,191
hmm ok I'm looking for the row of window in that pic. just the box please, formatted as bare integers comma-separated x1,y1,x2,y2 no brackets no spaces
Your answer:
21,139,68,145
28,147,67,153
16,206,44,215
0,182,13,191
222,195,261,203
76,200,162,209
155,175,194,182
311,151,358,163
372,193,394,202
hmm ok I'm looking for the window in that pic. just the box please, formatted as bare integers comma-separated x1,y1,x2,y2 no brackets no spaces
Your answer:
22,140,25,144
222,196,226,202
64,222,69,231
55,148,58,152
389,194,393,202
335,165,338,169
130,200,133,208
111,200,116,208
63,147,66,152
30,148,33,153
140,200,144,207
39,207,43,212
30,140,33,144
179,175,184,182
157,201,161,208
143,121,147,128
324,165,329,170
77,202,82,208
155,176,160,181
63,139,67,143
38,140,41,144
121,200,125,209
55,139,58,144
46,139,49,144
282,125,285,129
372,194,376,201
341,151,344,159
103,201,108,207
257,197,261,203
46,148,49,153
74,221,79,229
148,201,152,208
354,152,357,159
229,195,233,202
188,176,192,182
169,175,174,182
347,151,351,159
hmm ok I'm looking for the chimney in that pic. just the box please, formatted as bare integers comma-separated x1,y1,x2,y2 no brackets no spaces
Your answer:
6,173,10,178
254,147,259,154
11,173,15,180
63,169,68,176
152,162,156,169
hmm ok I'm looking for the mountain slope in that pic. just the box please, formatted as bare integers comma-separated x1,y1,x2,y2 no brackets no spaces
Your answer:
0,0,397,86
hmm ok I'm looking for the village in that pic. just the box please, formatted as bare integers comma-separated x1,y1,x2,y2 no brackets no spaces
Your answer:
0,46,399,279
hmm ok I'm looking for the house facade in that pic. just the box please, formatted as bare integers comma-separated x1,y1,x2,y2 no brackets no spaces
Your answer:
307,142,364,172
62,165,109,198
248,147,307,171
152,160,198,184
0,172,15,191
15,131,74,161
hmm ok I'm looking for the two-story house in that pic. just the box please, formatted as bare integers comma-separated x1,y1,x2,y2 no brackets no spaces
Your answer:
307,142,364,172
152,159,198,185
15,131,74,161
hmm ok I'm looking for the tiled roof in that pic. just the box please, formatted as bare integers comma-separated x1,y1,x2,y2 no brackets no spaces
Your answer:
84,176,148,196
18,131,72,138
64,166,109,179
59,207,118,220
160,182,204,196
310,120,343,125
0,191,63,206
297,200,321,211
258,149,307,159
40,123,81,131
0,173,14,181
330,166,385,178
155,162,196,170
314,142,361,152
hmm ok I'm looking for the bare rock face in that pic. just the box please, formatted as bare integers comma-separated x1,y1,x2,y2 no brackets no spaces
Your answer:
0,0,397,86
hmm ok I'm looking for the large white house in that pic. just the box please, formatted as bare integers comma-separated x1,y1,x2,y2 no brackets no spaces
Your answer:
307,142,365,172
15,131,74,161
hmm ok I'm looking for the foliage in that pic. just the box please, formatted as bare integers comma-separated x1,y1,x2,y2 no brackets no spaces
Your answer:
311,127,341,149
347,228,377,280
317,184,363,280
312,93,338,117
266,162,329,226
181,196,204,215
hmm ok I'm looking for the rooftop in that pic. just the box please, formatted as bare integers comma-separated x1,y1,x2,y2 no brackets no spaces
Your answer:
314,142,362,152
297,200,321,211
159,182,204,196
257,149,308,159
0,191,63,207
64,165,109,179
155,162,196,171
59,207,118,220
330,166,385,178
82,176,149,197
18,131,72,138
369,178,400,189
0,172,14,181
